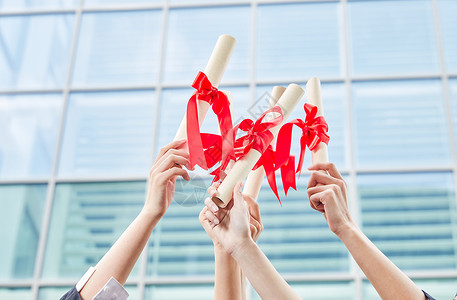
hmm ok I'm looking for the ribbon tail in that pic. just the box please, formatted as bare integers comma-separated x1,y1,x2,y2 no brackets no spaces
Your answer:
186,94,208,170
262,149,281,205
281,155,296,196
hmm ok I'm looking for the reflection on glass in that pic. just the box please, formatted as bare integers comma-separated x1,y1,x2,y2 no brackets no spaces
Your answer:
257,2,341,80
72,11,161,87
348,0,439,76
144,284,213,300
253,281,354,300
42,182,146,279
0,184,47,280
450,79,457,151
363,279,457,299
0,0,77,9
58,91,156,177
353,80,450,168
256,83,346,169
257,176,350,274
164,6,250,84
147,176,214,277
0,288,32,299
358,172,457,271
0,14,74,89
0,94,62,179
439,0,457,73
38,287,73,300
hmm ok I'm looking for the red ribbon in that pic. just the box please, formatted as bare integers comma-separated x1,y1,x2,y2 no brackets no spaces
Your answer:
275,103,330,195
186,72,234,170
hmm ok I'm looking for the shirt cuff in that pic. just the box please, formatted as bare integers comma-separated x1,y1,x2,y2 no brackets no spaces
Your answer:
92,277,129,300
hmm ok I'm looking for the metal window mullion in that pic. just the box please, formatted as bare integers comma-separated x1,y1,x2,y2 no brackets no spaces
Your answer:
137,0,171,298
340,0,363,299
431,0,457,270
30,1,83,299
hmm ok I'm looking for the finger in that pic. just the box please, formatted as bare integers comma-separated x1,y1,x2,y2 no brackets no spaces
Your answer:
307,171,340,189
233,182,244,207
199,207,208,223
204,197,219,213
205,209,220,225
160,166,190,182
155,139,187,163
207,181,221,197
157,151,192,171
244,195,261,223
307,185,328,197
309,192,327,213
308,162,343,180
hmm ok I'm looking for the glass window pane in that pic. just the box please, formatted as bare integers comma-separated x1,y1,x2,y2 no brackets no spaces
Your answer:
0,288,32,299
0,184,47,280
253,281,355,300
164,6,250,84
147,177,214,277
38,287,73,299
0,94,62,179
363,278,457,299
358,172,457,271
84,0,162,7
439,0,457,73
0,0,76,10
42,182,146,279
353,80,450,168
72,11,161,87
257,3,342,81
145,284,213,300
257,176,350,274
256,83,347,169
0,14,74,90
348,0,439,76
58,91,156,177
449,79,457,151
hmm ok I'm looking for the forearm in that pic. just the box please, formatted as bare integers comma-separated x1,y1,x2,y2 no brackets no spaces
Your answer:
214,244,243,300
231,240,301,300
338,224,425,300
80,210,161,299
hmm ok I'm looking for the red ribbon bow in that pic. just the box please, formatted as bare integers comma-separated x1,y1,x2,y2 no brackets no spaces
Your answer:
186,72,234,170
275,103,330,195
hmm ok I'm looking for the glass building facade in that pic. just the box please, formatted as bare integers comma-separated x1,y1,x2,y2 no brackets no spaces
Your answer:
0,0,456,299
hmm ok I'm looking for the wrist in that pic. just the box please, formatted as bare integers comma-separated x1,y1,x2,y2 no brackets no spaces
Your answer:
139,208,163,223
335,221,360,241
229,238,255,258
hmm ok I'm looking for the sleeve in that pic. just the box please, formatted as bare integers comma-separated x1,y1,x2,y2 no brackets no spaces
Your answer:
422,290,436,300
92,277,129,300
60,287,82,300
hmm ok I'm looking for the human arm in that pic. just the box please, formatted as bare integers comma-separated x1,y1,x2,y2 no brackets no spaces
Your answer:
79,139,191,299
307,162,426,300
203,183,301,300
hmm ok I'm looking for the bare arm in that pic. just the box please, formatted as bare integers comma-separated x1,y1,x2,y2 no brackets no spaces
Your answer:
79,139,191,299
307,163,425,300
203,183,301,300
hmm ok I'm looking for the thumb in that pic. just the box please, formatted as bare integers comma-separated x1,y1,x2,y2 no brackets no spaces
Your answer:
233,182,244,207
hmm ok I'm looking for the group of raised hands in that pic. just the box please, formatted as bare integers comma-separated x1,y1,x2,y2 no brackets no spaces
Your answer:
65,140,432,300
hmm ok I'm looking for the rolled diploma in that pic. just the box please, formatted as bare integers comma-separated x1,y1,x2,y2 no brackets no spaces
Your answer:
214,84,304,207
174,34,236,140
306,77,329,164
242,86,286,200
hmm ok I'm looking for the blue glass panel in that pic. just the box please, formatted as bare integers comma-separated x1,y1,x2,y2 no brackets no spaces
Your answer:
0,93,62,179
439,0,457,72
164,6,250,84
358,172,457,271
0,184,47,279
84,0,162,6
42,182,146,279
353,80,450,168
0,288,32,299
72,11,161,87
450,79,457,152
0,0,77,10
0,14,74,89
58,91,156,177
38,287,73,299
348,0,439,76
257,176,350,274
257,2,342,81
145,284,213,300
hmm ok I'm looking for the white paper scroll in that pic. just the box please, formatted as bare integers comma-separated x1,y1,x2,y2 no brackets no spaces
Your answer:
306,77,328,164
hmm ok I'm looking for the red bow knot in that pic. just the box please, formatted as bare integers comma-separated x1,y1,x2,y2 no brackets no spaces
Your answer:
186,72,234,170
